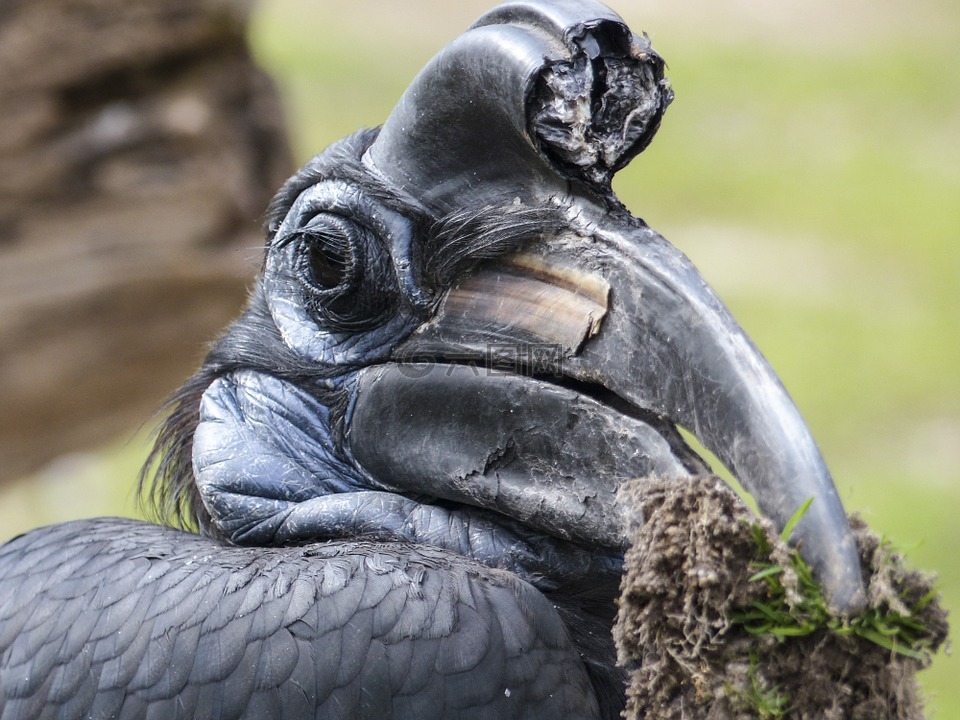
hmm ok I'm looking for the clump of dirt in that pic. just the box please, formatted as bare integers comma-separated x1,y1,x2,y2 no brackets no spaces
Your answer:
614,475,950,719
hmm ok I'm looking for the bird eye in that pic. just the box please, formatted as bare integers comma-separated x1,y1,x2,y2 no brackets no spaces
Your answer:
294,214,359,296
279,210,396,332
306,242,349,290
265,179,409,356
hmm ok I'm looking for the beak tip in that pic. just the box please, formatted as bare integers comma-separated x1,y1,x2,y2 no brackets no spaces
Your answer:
828,547,869,616
827,574,869,617
796,509,867,615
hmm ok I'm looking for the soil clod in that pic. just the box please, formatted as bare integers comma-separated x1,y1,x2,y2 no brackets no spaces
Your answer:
615,475,949,719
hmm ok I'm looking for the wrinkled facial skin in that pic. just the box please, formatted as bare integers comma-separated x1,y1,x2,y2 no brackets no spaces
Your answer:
169,0,864,611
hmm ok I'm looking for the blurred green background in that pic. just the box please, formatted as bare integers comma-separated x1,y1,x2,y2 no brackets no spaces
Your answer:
1,0,956,714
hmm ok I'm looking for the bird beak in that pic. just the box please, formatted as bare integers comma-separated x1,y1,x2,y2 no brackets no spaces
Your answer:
352,0,866,612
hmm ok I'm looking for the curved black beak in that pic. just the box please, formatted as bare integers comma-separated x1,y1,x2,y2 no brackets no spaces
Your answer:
356,0,865,612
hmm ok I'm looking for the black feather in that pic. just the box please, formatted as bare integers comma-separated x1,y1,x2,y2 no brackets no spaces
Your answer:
0,519,601,719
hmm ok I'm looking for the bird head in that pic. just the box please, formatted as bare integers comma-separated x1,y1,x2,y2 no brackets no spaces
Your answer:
144,0,865,613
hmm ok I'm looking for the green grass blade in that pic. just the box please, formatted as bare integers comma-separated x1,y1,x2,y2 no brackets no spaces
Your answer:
749,565,785,582
854,628,928,661
780,497,814,543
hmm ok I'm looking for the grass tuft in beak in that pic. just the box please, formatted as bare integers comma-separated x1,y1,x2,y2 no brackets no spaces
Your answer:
734,498,944,663
615,475,950,720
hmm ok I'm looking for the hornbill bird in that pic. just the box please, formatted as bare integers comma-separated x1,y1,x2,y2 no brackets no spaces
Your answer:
0,1,866,718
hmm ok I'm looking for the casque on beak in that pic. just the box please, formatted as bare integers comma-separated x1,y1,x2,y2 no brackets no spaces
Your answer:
352,0,866,612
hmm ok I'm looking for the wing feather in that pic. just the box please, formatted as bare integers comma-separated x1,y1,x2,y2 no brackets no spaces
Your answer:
0,518,601,719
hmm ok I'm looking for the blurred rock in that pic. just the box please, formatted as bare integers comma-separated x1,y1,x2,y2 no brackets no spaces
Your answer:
0,0,293,482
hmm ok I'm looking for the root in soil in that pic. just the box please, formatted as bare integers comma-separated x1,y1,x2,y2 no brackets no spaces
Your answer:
614,475,950,719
